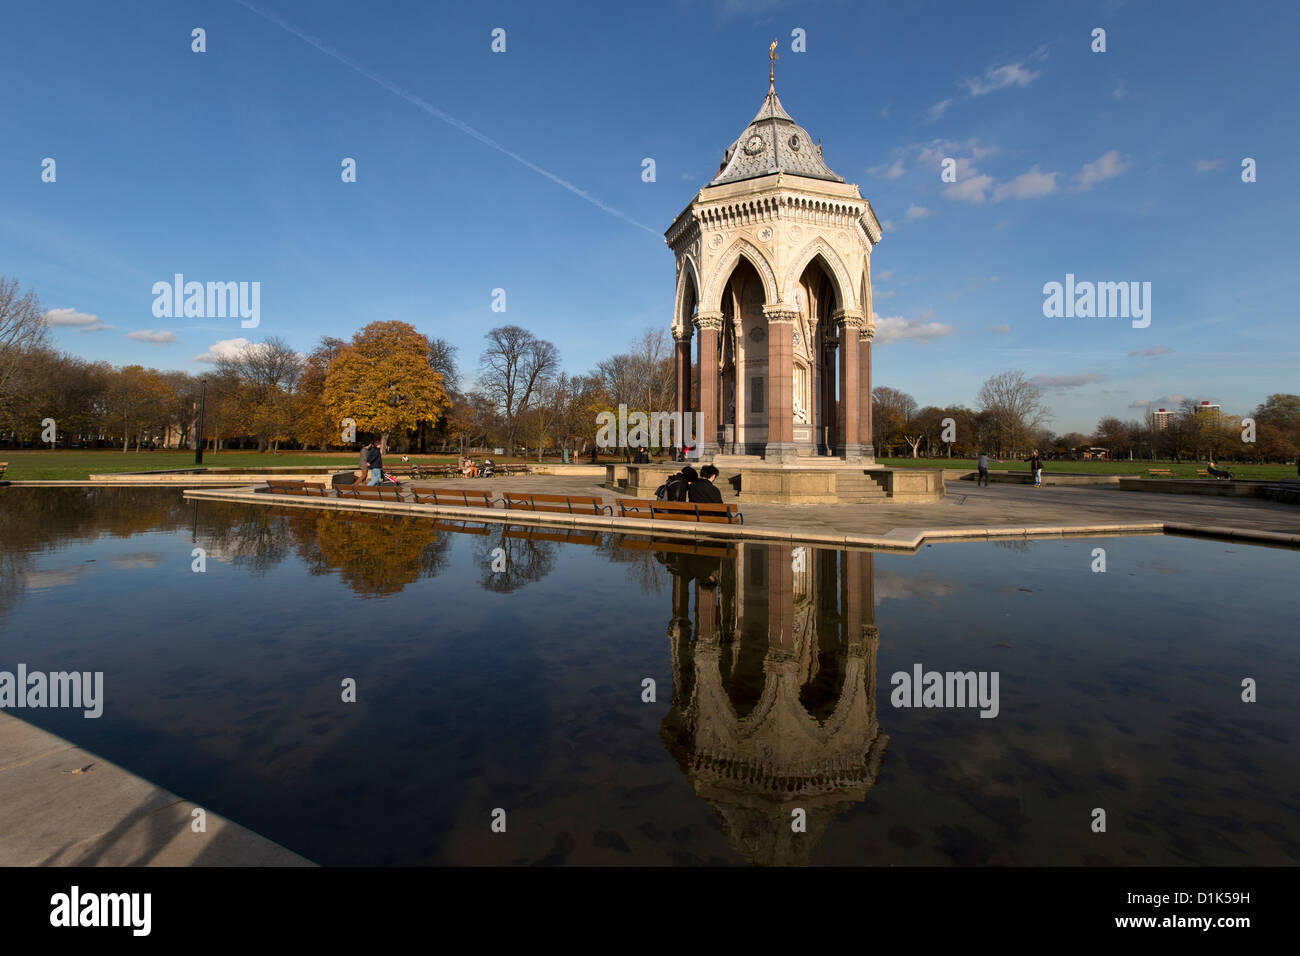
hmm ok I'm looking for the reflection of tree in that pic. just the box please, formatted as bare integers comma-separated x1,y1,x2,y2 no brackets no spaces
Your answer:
473,526,557,593
200,504,293,575
295,511,452,597
595,534,670,597
0,488,190,619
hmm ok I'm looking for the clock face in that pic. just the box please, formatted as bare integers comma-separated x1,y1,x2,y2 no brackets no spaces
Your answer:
743,134,765,156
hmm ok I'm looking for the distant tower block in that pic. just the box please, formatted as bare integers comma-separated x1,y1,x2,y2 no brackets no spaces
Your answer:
666,47,884,463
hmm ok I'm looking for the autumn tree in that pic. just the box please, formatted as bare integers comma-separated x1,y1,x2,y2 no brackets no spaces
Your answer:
325,321,449,452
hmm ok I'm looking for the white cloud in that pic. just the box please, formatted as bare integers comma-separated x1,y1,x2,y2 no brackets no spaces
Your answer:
993,166,1058,201
944,173,994,203
964,61,1041,97
1128,346,1171,357
194,337,254,364
1032,373,1106,389
875,270,894,281
988,323,1011,333
1076,150,1131,190
1111,80,1127,100
905,204,932,222
874,289,896,300
873,311,954,345
868,157,906,179
1195,159,1223,174
126,330,178,343
44,308,114,332
993,219,1011,232
880,219,895,231
925,99,952,123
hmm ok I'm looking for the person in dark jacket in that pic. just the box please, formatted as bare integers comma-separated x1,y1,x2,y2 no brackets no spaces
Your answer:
688,464,724,503
364,441,384,485
1026,450,1042,487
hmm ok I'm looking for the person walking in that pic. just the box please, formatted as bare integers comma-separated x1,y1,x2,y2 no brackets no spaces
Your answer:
1027,449,1043,487
357,441,370,482
977,451,992,488
365,440,384,486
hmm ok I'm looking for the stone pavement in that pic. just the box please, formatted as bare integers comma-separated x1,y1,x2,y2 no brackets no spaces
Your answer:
0,713,313,866
185,473,1300,550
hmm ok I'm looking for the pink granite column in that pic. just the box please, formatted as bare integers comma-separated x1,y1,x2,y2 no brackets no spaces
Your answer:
762,306,797,464
834,309,864,461
694,312,722,458
674,326,692,444
859,326,874,460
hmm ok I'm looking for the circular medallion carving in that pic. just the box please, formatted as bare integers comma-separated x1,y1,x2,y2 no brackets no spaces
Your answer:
708,233,724,250
748,326,767,343
758,226,773,242
837,231,849,248
788,134,801,151
788,225,803,243
792,331,802,346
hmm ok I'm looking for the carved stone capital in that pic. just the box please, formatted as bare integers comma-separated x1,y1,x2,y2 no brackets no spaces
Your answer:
672,324,693,343
762,305,799,325
858,322,876,342
833,308,865,330
694,310,724,333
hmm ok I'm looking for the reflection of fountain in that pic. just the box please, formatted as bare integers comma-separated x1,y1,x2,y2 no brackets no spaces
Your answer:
660,546,888,866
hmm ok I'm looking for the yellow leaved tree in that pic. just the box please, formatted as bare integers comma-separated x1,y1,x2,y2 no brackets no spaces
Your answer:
324,321,449,452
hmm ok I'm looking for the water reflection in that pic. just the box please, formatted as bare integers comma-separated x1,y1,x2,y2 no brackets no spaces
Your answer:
657,543,888,865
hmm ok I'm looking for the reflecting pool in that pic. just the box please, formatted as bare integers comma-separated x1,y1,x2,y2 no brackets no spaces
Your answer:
1,488,1297,865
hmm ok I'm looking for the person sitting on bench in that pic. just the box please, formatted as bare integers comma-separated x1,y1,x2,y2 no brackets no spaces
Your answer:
688,464,724,504
1206,458,1232,479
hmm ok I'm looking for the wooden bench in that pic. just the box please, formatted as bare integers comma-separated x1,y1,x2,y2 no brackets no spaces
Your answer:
500,492,610,515
265,479,333,497
498,464,531,476
1196,469,1209,477
409,486,494,508
616,499,744,524
344,484,405,502
1147,469,1173,477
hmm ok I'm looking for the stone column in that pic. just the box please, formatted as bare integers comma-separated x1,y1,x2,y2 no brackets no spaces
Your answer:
858,324,875,460
673,325,692,453
694,311,723,458
834,308,864,461
676,327,696,421
762,306,798,464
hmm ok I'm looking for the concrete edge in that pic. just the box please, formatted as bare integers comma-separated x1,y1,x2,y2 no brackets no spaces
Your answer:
181,485,1300,552
0,712,314,867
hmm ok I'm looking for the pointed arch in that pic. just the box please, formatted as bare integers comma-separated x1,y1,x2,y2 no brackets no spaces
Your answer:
674,254,701,336
783,237,856,313
703,238,779,313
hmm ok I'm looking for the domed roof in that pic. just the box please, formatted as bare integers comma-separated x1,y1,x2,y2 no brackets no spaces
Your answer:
710,81,845,187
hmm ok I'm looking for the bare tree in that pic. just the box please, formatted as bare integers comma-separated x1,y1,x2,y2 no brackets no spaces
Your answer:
478,326,559,455
216,336,304,451
0,277,49,399
977,371,1049,457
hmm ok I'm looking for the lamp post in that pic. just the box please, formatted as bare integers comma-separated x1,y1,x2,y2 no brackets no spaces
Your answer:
195,379,206,465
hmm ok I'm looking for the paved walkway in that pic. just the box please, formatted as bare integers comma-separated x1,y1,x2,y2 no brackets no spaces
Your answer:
0,714,312,866
185,475,1300,550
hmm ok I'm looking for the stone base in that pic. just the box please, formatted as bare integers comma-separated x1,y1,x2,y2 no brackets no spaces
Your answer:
612,462,943,505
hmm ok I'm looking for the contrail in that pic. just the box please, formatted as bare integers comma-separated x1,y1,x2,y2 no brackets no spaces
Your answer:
233,0,659,236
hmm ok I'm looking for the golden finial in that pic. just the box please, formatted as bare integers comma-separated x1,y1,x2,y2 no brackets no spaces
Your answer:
769,38,779,85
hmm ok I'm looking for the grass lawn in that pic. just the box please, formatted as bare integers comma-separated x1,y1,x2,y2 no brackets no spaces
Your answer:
875,457,1297,481
0,450,586,481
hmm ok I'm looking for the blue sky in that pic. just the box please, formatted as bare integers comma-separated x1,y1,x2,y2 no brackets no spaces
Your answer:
2,0,1296,433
